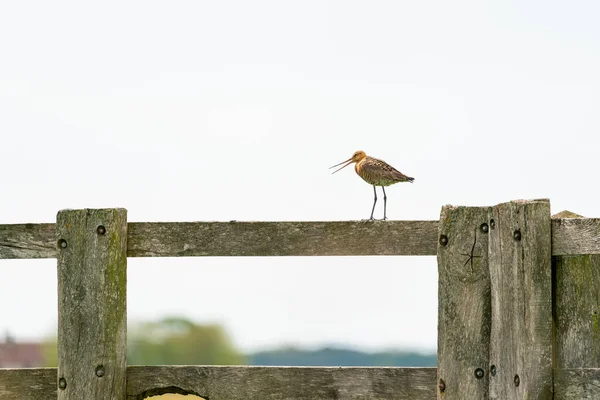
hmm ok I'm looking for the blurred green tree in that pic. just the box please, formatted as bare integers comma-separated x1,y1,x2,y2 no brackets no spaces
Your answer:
40,318,245,366
127,317,245,365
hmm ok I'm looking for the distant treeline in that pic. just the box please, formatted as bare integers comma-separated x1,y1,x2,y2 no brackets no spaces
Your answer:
248,347,436,367
40,318,436,367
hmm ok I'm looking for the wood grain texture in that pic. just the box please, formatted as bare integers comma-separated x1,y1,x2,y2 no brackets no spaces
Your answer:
126,366,437,400
0,368,56,400
1,217,599,259
554,368,600,399
57,209,128,400
554,211,600,368
126,220,438,257
0,366,437,400
552,218,600,255
437,205,492,400
488,200,552,399
0,223,55,259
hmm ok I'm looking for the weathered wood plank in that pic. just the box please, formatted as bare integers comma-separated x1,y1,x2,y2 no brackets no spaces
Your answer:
0,368,56,400
488,200,552,399
0,223,55,259
57,209,128,400
0,366,437,400
129,366,437,400
437,205,491,399
554,368,600,399
126,220,438,256
554,211,600,369
552,217,600,255
1,217,599,259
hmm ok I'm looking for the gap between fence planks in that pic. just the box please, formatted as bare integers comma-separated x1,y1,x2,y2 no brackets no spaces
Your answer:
1,217,599,259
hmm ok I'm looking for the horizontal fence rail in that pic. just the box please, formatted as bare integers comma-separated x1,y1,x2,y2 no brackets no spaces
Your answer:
0,366,437,400
2,367,600,399
1,218,599,259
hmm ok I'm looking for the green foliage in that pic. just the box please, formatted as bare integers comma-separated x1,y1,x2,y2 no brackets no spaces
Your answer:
127,317,246,365
41,336,58,367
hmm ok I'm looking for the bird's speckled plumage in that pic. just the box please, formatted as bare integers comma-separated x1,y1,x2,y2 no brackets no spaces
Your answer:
330,150,414,220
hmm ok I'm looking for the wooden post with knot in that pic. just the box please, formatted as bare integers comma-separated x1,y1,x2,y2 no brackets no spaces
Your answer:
436,199,553,399
56,209,128,400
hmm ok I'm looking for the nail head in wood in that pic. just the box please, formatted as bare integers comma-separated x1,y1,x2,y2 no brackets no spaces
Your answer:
480,223,489,233
95,365,105,377
96,225,106,235
58,377,67,389
58,239,67,249
439,235,448,246
514,374,520,387
490,364,496,376
438,378,446,393
513,229,522,241
474,368,484,379
490,218,495,229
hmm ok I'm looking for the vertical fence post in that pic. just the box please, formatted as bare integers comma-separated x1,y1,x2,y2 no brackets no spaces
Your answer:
553,211,600,397
437,199,553,400
488,200,552,399
56,209,127,400
437,205,492,399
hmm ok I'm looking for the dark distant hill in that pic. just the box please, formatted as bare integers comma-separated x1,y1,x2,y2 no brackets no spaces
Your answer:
248,347,436,367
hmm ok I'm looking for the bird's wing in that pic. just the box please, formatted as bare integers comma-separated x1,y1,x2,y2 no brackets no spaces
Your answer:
364,157,414,182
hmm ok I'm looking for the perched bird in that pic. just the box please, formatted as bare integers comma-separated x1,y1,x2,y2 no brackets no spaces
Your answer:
330,150,414,220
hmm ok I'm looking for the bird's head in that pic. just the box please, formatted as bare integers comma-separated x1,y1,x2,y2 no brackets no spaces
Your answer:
330,150,367,174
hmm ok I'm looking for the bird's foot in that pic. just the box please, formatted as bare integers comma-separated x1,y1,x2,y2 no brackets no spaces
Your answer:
361,217,376,222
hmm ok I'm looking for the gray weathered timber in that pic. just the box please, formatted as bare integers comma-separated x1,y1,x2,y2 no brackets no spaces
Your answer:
554,211,600,368
554,368,600,399
2,217,600,259
0,368,56,400
126,220,438,257
126,366,437,400
437,205,492,400
0,366,437,400
57,209,128,400
488,200,552,399
0,223,55,259
552,217,600,255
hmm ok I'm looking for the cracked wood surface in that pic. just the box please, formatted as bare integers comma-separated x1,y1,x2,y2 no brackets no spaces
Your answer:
57,209,128,400
437,205,492,400
1,217,599,259
488,200,552,399
0,366,437,400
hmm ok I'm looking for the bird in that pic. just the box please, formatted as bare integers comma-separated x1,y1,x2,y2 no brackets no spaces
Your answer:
330,150,414,220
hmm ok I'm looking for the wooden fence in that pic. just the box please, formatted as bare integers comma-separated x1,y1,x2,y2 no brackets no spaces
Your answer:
0,198,599,399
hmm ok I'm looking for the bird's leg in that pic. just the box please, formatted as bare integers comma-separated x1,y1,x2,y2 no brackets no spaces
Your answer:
382,186,388,220
369,185,377,220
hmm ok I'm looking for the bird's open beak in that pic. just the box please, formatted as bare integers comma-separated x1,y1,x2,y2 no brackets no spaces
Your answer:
330,158,354,174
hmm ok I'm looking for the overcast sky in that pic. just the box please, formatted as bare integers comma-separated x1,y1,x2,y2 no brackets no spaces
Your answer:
1,1,599,353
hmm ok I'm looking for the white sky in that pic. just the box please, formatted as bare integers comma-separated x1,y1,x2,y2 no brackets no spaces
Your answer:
1,1,599,353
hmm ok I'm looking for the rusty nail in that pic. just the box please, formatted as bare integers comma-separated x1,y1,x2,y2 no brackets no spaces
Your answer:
95,365,105,377
96,225,106,235
514,230,522,241
514,374,520,387
439,378,446,393
439,235,448,246
58,239,68,249
490,364,496,376
480,223,489,233
58,377,67,389
474,368,484,379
